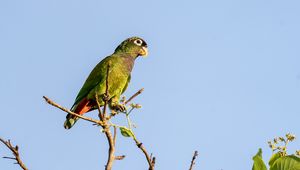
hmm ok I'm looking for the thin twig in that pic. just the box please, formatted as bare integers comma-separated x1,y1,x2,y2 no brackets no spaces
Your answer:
103,62,111,117
95,93,104,121
106,88,145,120
149,153,156,170
189,151,198,170
133,137,155,170
115,155,126,160
113,126,117,146
3,156,16,160
43,96,104,126
123,88,155,169
151,157,156,169
125,88,144,105
0,138,28,170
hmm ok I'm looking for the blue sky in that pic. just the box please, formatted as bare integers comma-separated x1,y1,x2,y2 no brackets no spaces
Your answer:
0,0,300,170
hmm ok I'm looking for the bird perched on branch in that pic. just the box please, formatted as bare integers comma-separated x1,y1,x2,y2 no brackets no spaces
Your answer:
64,37,148,129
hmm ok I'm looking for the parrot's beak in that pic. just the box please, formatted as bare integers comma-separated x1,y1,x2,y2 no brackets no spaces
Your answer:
139,47,148,57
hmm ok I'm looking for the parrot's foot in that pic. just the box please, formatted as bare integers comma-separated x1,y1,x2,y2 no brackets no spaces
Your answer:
102,94,110,102
115,104,126,112
110,103,126,114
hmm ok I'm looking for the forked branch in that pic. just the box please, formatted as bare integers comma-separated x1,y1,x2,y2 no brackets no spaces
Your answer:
43,63,152,170
0,138,28,170
43,96,104,126
133,137,155,170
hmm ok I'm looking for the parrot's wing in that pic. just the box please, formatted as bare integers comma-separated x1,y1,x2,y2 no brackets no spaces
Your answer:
71,56,111,110
121,74,131,94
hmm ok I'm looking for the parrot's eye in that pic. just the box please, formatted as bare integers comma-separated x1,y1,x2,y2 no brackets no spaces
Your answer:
134,39,143,46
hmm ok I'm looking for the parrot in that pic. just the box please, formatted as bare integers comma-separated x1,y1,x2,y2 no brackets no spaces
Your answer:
64,37,148,129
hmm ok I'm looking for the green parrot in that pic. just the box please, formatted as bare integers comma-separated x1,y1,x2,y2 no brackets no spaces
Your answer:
64,37,148,129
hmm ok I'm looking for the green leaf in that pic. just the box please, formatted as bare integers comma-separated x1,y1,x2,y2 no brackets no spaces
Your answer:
270,155,300,170
252,148,267,170
269,152,282,167
119,127,134,138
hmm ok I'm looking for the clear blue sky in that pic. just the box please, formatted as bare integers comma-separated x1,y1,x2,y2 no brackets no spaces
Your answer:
1,0,300,170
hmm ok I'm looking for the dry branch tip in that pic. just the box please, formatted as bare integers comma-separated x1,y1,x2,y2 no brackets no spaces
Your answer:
189,150,199,170
0,137,28,170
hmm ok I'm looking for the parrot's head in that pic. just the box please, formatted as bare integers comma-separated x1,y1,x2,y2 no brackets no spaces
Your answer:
114,37,148,58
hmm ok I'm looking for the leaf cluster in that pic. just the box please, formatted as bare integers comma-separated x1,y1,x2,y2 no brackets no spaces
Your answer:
252,133,300,170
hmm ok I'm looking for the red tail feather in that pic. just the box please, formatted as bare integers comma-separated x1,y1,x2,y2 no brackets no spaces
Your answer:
74,98,93,115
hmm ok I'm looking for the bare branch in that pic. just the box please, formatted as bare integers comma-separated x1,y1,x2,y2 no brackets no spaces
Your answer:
0,138,28,170
151,157,156,170
189,151,198,170
103,127,115,170
121,88,155,169
103,62,111,117
43,96,104,126
94,102,116,170
113,126,117,146
95,93,104,121
125,88,144,105
133,137,155,170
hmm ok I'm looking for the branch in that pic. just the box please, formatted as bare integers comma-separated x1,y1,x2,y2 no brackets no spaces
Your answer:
113,126,117,146
101,87,146,169
98,63,118,170
95,93,104,121
123,88,155,169
43,94,118,170
125,88,144,105
102,62,111,117
188,151,198,170
0,138,28,170
150,154,156,170
43,96,104,126
133,137,155,170
103,126,115,170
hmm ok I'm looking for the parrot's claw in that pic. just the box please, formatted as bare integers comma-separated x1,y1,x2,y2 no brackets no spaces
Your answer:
111,103,127,114
115,104,126,112
102,94,110,102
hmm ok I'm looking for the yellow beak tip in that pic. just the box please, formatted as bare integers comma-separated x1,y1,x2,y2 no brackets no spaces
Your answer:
140,47,148,57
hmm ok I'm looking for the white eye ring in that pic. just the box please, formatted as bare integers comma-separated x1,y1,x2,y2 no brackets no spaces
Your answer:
134,39,143,46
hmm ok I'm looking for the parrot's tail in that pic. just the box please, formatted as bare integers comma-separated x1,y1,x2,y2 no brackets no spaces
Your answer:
64,116,79,129
64,98,93,129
